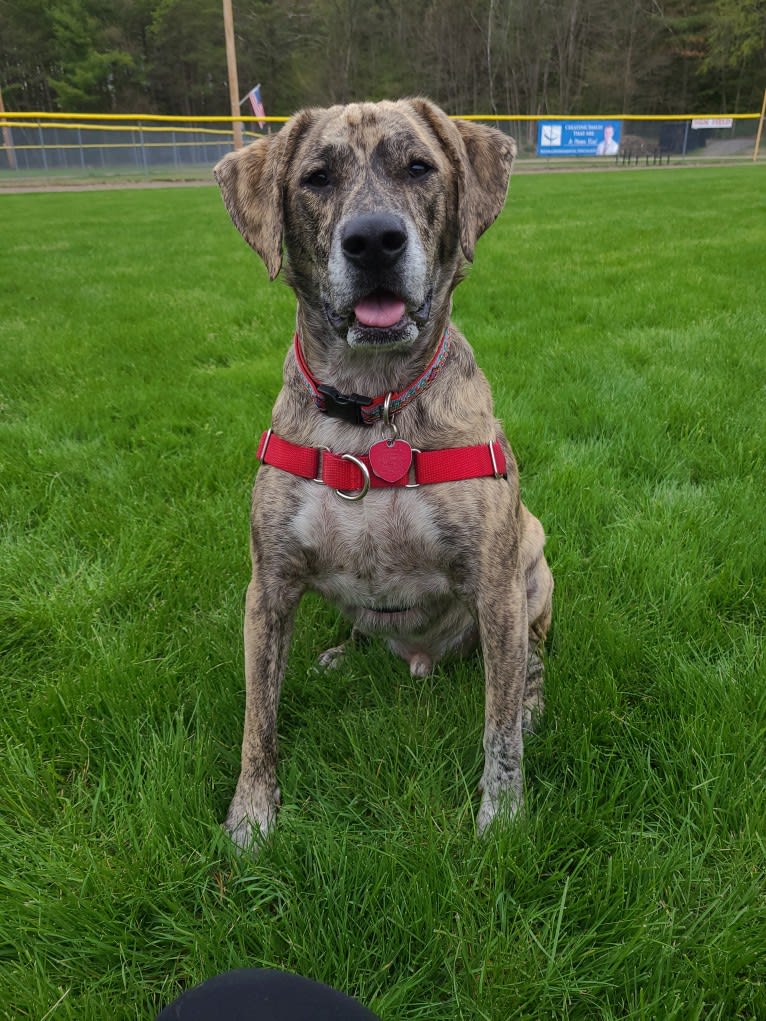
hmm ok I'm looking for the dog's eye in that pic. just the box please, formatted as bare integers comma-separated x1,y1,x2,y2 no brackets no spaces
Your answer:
408,160,433,179
303,169,332,189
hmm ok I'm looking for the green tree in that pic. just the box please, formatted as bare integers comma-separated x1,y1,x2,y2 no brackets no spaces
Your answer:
148,0,226,114
1,0,762,117
703,0,766,109
0,0,56,109
48,0,139,111
235,0,324,115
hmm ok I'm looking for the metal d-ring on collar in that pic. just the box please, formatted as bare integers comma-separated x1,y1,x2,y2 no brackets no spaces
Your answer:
335,453,370,502
488,440,504,479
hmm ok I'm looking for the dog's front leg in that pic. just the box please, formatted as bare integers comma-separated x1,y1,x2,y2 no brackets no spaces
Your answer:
225,571,301,851
475,570,529,835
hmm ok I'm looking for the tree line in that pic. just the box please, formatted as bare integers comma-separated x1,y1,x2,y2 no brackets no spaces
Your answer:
1,0,764,118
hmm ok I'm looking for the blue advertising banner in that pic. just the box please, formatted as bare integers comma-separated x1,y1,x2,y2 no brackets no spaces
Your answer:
537,120,622,156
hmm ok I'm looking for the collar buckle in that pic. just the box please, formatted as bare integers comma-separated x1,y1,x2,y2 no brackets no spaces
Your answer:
316,384,372,425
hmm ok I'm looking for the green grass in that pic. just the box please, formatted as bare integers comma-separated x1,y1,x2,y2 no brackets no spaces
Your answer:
1,166,765,1020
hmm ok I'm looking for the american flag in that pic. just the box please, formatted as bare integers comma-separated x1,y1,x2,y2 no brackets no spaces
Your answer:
248,85,266,130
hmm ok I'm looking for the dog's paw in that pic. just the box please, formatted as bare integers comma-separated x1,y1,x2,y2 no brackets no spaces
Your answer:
317,643,346,670
476,786,522,836
224,789,279,853
223,813,274,854
408,652,433,678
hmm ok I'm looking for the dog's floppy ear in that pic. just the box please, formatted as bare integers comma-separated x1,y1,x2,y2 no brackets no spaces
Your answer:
454,118,516,261
407,98,516,263
213,110,315,280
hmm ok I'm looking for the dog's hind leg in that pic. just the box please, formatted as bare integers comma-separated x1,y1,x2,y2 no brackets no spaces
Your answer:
520,510,553,734
523,586,552,733
523,642,545,734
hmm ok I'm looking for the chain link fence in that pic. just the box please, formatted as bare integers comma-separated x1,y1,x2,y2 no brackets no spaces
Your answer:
0,113,761,187
0,118,242,183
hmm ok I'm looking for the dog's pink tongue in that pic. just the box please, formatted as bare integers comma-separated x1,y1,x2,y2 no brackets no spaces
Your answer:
354,291,405,328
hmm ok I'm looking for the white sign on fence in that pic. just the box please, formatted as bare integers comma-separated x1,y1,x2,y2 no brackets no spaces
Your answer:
691,118,734,129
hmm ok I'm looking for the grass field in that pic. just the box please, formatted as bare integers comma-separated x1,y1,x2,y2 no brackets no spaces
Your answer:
1,166,765,1020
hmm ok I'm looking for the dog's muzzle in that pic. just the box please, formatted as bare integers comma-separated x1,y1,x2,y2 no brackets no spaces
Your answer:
326,211,431,347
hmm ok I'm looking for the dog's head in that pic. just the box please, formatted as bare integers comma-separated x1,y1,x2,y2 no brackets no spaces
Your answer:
215,99,515,351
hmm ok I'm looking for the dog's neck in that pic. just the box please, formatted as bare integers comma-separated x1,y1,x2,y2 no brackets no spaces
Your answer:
294,304,452,400
293,325,451,427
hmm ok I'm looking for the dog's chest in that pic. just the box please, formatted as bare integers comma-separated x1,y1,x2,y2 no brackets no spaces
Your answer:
289,485,452,605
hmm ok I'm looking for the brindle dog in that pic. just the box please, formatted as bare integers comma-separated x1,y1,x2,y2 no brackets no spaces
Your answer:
214,98,553,850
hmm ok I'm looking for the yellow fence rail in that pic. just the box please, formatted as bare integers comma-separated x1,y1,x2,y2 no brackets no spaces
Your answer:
0,110,762,122
1,107,763,180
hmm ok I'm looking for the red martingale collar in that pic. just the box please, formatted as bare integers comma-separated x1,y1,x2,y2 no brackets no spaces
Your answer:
257,429,507,502
293,328,451,426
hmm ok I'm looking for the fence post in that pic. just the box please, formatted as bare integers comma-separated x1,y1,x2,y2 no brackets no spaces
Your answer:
139,122,148,175
38,122,48,172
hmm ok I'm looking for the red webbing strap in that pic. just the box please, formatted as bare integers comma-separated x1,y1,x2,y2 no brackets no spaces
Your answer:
257,430,319,480
257,431,506,492
415,444,505,484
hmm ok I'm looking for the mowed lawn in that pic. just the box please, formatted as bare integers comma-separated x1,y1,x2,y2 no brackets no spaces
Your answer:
1,166,765,1020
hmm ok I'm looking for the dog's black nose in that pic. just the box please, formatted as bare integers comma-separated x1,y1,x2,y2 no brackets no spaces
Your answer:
341,213,407,271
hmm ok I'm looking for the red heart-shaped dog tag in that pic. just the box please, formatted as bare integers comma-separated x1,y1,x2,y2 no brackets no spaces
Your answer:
368,438,413,484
